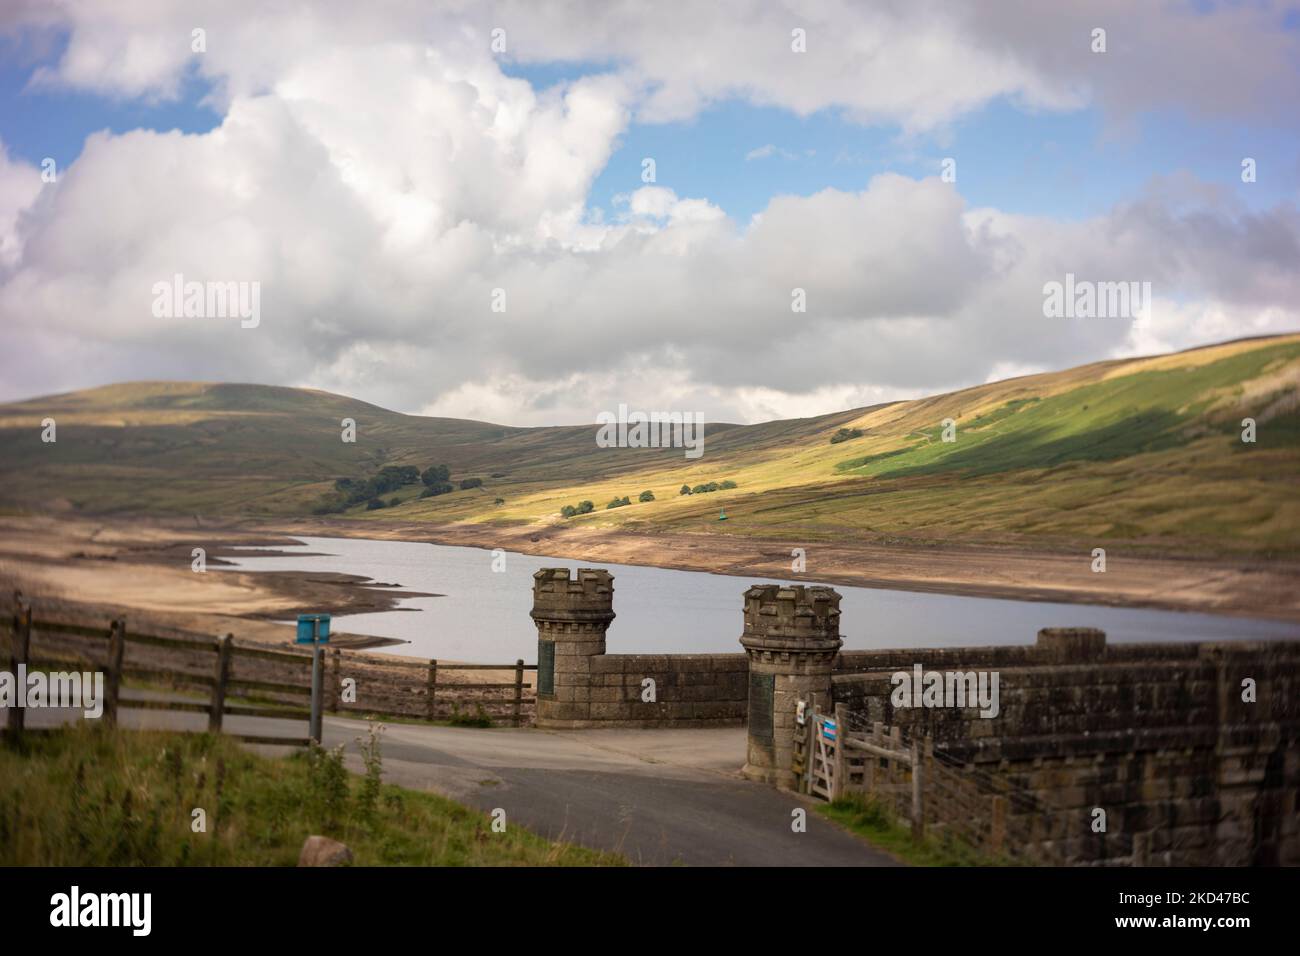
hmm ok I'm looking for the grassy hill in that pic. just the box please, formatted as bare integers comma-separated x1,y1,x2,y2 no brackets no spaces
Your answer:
1,334,1297,556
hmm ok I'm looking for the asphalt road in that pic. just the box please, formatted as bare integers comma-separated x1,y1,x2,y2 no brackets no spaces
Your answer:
17,695,898,867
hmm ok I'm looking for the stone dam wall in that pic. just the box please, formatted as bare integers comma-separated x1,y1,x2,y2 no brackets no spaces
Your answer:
530,568,1298,865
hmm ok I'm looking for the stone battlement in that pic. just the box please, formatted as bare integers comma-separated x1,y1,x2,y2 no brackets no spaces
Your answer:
531,568,615,622
741,584,842,647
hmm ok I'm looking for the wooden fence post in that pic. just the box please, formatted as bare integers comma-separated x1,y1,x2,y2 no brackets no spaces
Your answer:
103,619,126,728
889,725,901,804
990,795,1007,855
330,648,342,713
426,659,438,720
799,702,816,795
910,734,924,843
512,659,524,727
209,633,233,733
7,595,32,742
832,702,848,801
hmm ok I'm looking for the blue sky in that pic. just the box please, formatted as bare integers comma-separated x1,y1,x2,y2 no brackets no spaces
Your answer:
1,4,1297,423
4,41,1294,230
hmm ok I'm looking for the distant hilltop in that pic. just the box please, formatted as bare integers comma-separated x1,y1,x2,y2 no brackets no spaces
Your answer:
0,333,1297,560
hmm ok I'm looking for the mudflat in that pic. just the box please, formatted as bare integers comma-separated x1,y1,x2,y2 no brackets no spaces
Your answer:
2,514,1297,658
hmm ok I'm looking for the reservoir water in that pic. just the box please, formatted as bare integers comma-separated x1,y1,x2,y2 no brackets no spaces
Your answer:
221,536,1299,661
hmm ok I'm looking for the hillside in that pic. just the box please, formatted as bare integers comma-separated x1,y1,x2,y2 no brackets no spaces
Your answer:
1,334,1298,557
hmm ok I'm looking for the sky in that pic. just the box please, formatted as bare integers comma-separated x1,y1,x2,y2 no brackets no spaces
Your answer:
0,0,1297,426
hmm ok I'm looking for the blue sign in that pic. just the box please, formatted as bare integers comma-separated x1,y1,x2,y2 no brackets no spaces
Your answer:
295,614,331,644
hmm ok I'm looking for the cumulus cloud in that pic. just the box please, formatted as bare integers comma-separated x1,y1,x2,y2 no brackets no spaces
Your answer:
0,1,1297,424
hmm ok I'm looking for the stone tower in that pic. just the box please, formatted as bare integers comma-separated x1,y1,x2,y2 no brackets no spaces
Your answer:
531,567,615,727
739,584,843,787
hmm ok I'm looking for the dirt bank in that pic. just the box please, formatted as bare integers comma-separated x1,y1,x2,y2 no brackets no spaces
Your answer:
266,516,1300,624
2,514,1297,656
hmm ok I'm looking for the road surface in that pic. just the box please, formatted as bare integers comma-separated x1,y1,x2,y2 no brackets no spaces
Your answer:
17,693,898,866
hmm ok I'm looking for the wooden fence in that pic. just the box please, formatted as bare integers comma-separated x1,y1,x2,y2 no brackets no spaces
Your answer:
794,702,1063,863
2,594,538,748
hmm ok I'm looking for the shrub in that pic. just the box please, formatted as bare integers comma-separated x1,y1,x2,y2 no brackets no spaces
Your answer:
421,465,450,487
493,497,505,505
419,482,454,498
606,496,631,510
448,703,492,728
459,477,483,490
639,490,655,502
560,505,577,518
365,498,385,510
680,485,692,495
355,722,385,827
683,480,735,495
830,427,863,444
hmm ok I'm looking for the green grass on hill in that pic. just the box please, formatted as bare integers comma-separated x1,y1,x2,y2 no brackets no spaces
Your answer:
835,342,1300,480
0,724,621,866
1,334,1296,557
818,794,1009,866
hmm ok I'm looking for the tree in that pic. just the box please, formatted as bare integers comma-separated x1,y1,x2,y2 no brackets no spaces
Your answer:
639,490,655,502
421,464,451,487
680,485,692,496
830,427,863,444
459,477,483,490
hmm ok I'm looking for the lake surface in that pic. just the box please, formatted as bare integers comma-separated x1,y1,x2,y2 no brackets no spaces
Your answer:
220,536,1299,661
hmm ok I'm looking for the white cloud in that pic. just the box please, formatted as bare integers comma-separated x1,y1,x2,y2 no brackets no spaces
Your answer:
0,1,1297,425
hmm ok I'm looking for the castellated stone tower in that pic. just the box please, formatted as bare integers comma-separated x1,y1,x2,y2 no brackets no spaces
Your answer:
532,568,615,727
740,584,843,787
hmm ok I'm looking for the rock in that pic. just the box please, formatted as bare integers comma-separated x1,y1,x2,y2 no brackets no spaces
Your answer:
297,835,353,867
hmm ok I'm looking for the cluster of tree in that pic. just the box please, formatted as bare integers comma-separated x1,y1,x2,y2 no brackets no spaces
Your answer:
419,464,453,497
829,427,863,444
606,496,632,510
678,480,737,495
314,465,423,514
560,500,595,518
419,467,485,498
314,462,486,514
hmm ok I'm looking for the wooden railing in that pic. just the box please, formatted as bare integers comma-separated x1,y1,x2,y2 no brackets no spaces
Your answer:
2,594,538,748
795,701,1064,863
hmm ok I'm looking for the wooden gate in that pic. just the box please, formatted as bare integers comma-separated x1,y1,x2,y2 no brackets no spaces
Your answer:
793,705,841,799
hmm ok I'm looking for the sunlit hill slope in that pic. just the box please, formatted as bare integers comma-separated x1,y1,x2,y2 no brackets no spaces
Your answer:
1,334,1297,557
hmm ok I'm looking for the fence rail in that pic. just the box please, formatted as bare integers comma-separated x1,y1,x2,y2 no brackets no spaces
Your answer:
795,701,1065,863
2,593,538,750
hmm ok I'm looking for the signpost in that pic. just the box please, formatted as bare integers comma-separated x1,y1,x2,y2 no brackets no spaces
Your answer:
296,614,331,743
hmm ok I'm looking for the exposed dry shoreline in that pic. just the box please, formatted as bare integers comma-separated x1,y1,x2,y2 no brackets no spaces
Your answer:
263,515,1300,624
1,515,1297,661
